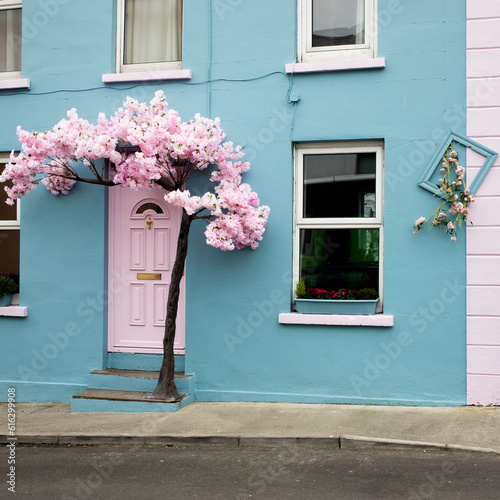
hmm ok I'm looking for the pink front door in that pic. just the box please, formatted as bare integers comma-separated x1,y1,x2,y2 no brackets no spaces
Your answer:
108,187,185,354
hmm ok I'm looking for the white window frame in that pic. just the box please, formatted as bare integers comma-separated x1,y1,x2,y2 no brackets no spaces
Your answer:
115,0,183,74
0,154,23,311
0,154,20,229
294,141,384,309
0,0,22,81
298,0,377,63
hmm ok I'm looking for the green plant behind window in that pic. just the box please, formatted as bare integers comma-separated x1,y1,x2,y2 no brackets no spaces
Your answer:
295,278,307,298
0,274,17,298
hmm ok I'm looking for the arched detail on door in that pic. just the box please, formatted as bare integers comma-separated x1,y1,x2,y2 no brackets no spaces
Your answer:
130,198,169,219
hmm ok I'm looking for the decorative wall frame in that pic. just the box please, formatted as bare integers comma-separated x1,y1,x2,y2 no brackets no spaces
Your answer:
418,131,498,198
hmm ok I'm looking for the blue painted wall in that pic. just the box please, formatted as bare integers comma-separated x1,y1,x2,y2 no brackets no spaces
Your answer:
0,0,466,405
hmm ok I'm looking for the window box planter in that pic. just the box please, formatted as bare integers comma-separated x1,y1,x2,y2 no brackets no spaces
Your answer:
295,298,379,315
0,294,14,307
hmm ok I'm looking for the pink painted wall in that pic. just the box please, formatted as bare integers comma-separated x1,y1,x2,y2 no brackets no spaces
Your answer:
466,0,500,405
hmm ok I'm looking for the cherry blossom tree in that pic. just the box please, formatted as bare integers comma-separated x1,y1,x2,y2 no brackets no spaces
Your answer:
1,91,270,400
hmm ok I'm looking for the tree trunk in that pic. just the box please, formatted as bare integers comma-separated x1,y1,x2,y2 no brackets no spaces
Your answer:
149,210,193,400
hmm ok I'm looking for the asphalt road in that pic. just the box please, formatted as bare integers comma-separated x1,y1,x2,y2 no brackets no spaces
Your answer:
4,444,499,499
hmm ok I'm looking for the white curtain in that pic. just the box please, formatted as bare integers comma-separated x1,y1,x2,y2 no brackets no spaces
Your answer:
124,0,182,65
312,0,365,47
0,8,22,72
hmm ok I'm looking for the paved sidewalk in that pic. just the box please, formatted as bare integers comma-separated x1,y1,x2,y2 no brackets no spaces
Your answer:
1,402,499,453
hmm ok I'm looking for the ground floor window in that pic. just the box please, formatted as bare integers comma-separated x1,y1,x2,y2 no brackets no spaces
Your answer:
294,141,384,306
0,156,20,291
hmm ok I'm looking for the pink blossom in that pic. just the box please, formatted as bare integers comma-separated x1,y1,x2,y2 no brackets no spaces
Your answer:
413,148,471,242
41,164,76,195
414,216,425,226
2,90,270,251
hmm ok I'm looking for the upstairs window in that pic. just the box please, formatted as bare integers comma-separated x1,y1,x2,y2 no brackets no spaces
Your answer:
117,0,183,73
298,0,377,63
0,1,22,80
294,142,384,308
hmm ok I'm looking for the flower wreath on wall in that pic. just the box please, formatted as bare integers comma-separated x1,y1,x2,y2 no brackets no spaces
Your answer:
413,145,472,241
413,131,498,242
